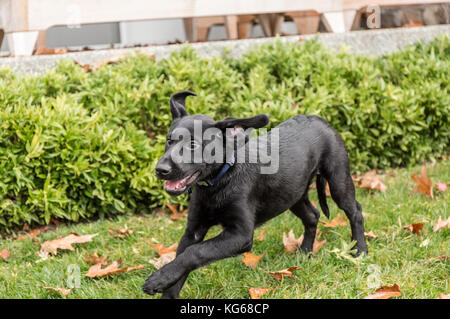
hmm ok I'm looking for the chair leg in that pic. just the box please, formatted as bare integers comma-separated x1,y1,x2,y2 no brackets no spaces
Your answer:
35,30,46,51
237,15,254,39
270,13,284,36
183,18,194,42
258,14,273,37
0,29,4,49
225,15,238,40
195,16,226,42
288,11,321,35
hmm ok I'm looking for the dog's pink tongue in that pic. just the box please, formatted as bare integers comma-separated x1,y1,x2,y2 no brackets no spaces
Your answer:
165,180,184,190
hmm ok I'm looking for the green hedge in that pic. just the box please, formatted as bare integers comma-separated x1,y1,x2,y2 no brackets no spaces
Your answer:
0,36,449,231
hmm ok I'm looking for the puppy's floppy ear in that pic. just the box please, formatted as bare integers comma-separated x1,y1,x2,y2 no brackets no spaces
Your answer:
170,91,196,119
215,114,269,130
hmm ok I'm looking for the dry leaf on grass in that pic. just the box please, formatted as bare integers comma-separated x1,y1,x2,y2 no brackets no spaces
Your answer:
149,252,176,270
319,214,348,228
74,53,127,72
86,259,145,278
364,284,402,299
84,252,108,265
354,170,387,192
242,253,265,269
40,233,98,257
282,229,325,254
150,242,178,256
17,226,49,241
40,286,71,296
269,267,302,281
412,166,433,199
249,287,275,299
364,231,378,239
439,293,450,299
282,230,303,253
149,241,179,270
403,223,424,236
433,216,450,232
256,229,267,242
0,249,10,262
313,238,327,254
435,182,447,193
109,227,134,238
167,203,188,221
431,255,449,261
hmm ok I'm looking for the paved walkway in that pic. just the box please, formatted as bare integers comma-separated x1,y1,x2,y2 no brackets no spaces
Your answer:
0,25,449,75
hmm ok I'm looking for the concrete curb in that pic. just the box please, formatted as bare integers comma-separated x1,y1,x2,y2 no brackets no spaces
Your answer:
0,25,449,75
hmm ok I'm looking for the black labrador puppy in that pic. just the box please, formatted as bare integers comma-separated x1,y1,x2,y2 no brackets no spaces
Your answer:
143,91,367,298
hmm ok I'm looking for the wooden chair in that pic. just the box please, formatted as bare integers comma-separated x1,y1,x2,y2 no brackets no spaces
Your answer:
183,16,238,42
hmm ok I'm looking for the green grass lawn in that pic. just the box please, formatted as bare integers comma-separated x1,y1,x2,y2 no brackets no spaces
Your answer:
0,160,448,299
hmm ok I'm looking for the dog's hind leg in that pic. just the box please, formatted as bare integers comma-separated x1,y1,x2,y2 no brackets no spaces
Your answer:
326,169,368,256
290,197,320,253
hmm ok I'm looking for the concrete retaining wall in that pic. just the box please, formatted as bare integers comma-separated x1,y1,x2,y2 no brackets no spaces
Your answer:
0,25,449,75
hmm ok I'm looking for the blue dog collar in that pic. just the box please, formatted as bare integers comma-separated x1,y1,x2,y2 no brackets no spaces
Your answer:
186,151,235,193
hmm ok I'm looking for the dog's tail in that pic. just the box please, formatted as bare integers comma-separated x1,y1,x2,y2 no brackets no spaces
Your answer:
316,174,330,219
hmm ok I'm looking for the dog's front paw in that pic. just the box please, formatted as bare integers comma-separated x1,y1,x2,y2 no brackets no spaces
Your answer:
142,270,175,295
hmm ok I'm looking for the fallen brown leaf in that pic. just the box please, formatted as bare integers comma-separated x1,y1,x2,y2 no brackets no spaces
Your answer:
365,284,402,299
84,252,108,265
73,60,92,72
325,182,331,197
167,203,188,221
0,249,10,262
149,252,176,269
35,47,68,55
150,242,178,256
436,182,447,193
242,252,264,269
74,53,127,72
319,214,348,228
256,229,267,242
249,287,275,299
17,225,49,241
282,230,303,253
109,227,134,238
40,233,98,256
313,237,327,254
432,255,449,261
41,286,71,296
403,19,424,28
433,216,450,232
86,259,145,278
403,223,424,236
412,166,433,199
282,229,326,254
356,170,387,192
364,231,378,239
269,267,302,281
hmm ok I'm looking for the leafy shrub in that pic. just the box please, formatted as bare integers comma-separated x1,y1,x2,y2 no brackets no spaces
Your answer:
0,36,448,231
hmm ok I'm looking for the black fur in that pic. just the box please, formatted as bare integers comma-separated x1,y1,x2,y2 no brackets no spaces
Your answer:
143,91,368,298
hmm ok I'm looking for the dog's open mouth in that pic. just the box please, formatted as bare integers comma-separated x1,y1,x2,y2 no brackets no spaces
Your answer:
164,171,200,194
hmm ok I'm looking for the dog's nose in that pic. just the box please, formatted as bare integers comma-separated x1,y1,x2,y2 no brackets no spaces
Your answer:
155,163,172,176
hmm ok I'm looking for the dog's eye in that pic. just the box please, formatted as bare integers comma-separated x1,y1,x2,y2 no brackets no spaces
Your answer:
186,140,200,151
